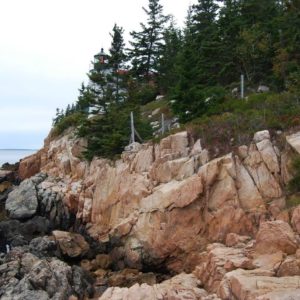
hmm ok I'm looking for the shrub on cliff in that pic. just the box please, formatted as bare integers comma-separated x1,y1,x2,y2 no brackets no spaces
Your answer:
186,92,300,157
52,112,86,137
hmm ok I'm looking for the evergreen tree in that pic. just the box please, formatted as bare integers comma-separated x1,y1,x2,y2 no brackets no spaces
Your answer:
171,1,225,122
273,0,300,88
217,0,243,85
109,24,127,102
157,18,182,94
236,0,282,84
109,24,126,71
191,0,221,86
128,0,169,80
76,83,95,113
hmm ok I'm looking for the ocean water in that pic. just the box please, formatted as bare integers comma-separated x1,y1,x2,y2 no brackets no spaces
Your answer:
0,149,37,166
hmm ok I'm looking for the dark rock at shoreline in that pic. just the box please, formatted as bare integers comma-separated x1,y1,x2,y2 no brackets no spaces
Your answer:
0,247,94,299
1,162,19,172
0,216,51,250
5,178,39,220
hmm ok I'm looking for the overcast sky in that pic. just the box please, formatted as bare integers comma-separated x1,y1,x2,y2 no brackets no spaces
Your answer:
0,0,196,149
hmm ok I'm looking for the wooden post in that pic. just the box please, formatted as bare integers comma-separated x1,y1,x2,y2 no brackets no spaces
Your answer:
241,74,245,99
130,112,135,143
161,113,165,135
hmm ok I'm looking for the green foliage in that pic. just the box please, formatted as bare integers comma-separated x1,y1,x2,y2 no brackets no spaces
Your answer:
186,92,300,156
51,0,300,162
128,0,169,79
109,24,126,70
286,195,300,209
133,83,158,105
172,85,226,122
52,112,86,137
78,103,153,160
157,20,182,94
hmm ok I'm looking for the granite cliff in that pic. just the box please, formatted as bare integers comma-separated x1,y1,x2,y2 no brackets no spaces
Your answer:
2,129,300,299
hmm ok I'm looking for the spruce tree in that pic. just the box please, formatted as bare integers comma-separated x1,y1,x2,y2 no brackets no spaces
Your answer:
128,0,169,80
191,0,221,86
158,18,182,94
109,24,127,102
217,0,243,85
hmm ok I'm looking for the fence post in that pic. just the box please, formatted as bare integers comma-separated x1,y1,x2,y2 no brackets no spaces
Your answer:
161,113,165,135
241,74,245,99
130,112,135,143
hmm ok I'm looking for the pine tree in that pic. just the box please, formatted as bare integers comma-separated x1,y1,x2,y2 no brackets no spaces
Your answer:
273,0,300,88
109,24,126,71
157,18,182,94
109,24,127,102
171,1,225,122
76,83,95,113
191,0,221,86
236,0,282,84
217,0,243,85
128,0,169,80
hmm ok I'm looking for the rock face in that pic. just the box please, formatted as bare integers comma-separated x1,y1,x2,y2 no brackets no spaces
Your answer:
6,128,300,299
33,129,300,273
18,150,42,180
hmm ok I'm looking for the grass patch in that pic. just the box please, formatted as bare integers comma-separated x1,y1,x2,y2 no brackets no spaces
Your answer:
141,99,174,122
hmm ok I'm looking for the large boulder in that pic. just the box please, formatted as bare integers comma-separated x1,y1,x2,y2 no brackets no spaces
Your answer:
194,243,254,293
52,230,90,258
286,131,300,154
19,150,42,180
99,273,208,300
5,179,38,219
218,269,300,300
255,221,298,255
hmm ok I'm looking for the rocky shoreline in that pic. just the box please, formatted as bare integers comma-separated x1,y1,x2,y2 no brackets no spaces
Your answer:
1,129,300,299
0,173,174,299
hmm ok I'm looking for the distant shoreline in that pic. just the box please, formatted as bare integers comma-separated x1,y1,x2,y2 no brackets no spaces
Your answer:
0,149,38,151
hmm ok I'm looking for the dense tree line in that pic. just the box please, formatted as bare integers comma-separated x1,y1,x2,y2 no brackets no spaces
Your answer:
53,0,300,159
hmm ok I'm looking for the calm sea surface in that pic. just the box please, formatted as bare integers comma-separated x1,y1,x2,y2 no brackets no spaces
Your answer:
0,149,37,166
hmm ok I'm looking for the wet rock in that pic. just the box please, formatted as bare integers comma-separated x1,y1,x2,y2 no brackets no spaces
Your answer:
71,265,94,298
94,254,112,270
29,236,58,258
0,217,50,249
52,230,90,258
5,179,38,219
0,248,93,299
